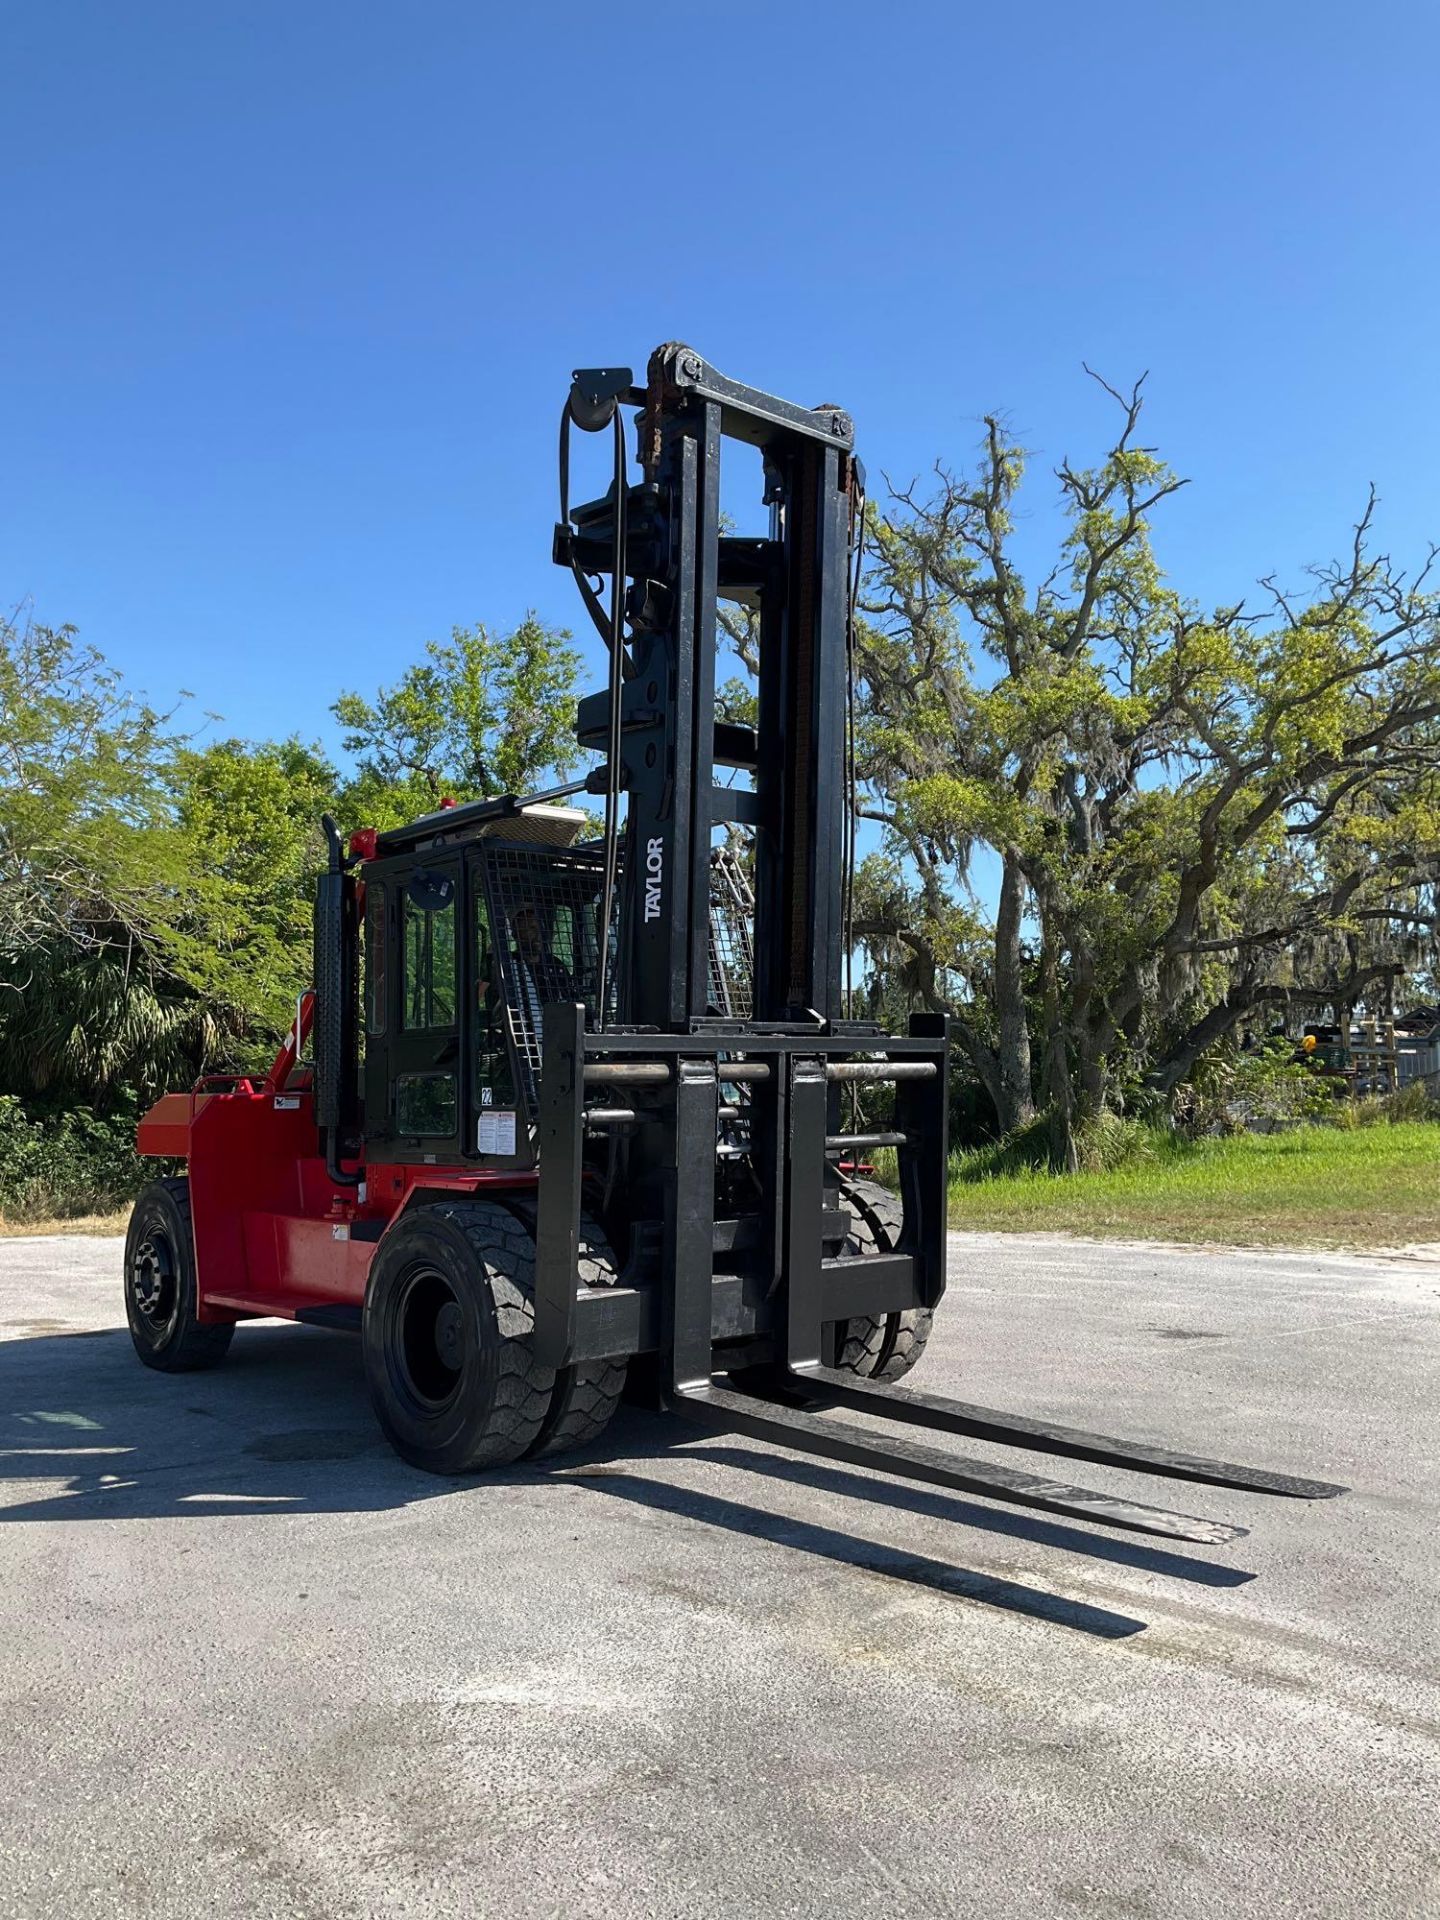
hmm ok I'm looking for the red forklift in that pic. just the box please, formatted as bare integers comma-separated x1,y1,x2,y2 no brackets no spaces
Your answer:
124,345,1343,1542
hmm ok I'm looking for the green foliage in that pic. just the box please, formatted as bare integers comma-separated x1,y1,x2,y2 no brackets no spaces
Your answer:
1174,1038,1334,1136
952,1108,1157,1182
1070,1110,1160,1173
1332,1080,1439,1129
0,611,200,969
0,611,228,1104
856,386,1440,1147
169,736,337,1056
0,941,222,1108
949,1115,1060,1181
333,616,583,822
0,606,593,1206
1373,1080,1438,1124
0,1095,152,1222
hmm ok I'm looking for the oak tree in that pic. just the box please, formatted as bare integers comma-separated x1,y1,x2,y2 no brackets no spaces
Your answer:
854,381,1440,1158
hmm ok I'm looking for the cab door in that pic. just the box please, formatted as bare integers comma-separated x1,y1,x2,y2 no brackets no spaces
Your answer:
363,853,466,1162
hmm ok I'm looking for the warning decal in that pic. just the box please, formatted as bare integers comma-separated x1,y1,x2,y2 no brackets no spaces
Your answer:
477,1109,517,1155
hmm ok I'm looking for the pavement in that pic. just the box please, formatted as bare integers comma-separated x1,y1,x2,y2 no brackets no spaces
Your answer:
1,1231,1438,1920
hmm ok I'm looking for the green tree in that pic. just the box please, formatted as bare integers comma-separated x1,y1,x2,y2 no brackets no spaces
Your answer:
0,610,218,1104
854,379,1440,1161
333,616,584,826
0,611,193,962
169,736,339,1049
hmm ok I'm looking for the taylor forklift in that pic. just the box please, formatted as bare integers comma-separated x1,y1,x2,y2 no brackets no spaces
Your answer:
124,345,1344,1543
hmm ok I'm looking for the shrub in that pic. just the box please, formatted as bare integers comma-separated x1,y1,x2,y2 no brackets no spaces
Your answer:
951,1114,1055,1182
1072,1110,1158,1173
1174,1038,1333,1135
1360,1081,1437,1126
0,1096,152,1223
950,1109,1161,1183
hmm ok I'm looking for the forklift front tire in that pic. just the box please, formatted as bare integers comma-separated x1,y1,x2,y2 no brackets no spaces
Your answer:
833,1178,933,1383
525,1216,627,1459
124,1177,235,1373
363,1201,556,1473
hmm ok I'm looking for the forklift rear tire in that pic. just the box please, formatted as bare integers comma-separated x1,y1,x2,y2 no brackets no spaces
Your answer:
832,1178,933,1383
124,1177,235,1372
363,1201,623,1474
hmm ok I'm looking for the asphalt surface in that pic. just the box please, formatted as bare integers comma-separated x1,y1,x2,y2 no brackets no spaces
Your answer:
1,1231,1438,1920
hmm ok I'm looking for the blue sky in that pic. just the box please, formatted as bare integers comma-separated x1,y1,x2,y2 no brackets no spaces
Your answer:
4,1,1438,764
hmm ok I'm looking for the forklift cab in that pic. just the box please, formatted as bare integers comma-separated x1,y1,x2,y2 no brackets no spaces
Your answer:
357,806,602,1173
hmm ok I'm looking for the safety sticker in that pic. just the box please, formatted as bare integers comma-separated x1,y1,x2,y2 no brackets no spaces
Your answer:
477,1109,517,1155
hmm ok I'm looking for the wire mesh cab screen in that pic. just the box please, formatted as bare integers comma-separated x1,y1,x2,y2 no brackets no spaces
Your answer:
476,836,760,1125
478,841,610,1120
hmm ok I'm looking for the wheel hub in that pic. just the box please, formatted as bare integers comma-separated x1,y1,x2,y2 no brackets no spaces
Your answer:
396,1266,467,1408
131,1237,174,1321
434,1300,465,1371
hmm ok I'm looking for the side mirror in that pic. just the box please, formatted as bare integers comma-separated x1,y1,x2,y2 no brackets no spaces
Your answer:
406,870,454,914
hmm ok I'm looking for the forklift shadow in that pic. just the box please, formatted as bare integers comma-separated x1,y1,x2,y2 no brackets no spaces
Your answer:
0,1320,439,1526
0,1323,1252,1638
541,1418,1257,1641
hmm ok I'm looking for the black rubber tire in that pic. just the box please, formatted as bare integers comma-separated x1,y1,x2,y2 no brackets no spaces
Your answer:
525,1215,627,1460
362,1200,625,1473
831,1178,933,1383
363,1201,553,1473
124,1177,235,1372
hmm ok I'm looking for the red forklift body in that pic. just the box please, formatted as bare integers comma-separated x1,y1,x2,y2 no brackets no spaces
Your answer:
138,1013,533,1326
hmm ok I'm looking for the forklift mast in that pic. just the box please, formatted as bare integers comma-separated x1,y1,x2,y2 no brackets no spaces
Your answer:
539,346,950,1398
562,345,856,1031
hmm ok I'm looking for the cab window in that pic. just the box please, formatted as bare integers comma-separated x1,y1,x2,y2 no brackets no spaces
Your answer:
401,871,456,1029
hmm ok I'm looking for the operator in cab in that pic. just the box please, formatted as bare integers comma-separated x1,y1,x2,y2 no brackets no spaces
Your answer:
511,904,577,1005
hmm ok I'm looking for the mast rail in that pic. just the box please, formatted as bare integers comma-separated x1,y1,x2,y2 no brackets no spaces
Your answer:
827,1060,937,1083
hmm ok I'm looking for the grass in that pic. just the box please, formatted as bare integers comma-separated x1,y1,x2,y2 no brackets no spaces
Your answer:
3,1124,1437,1252
946,1120,1440,1249
0,1209,131,1238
